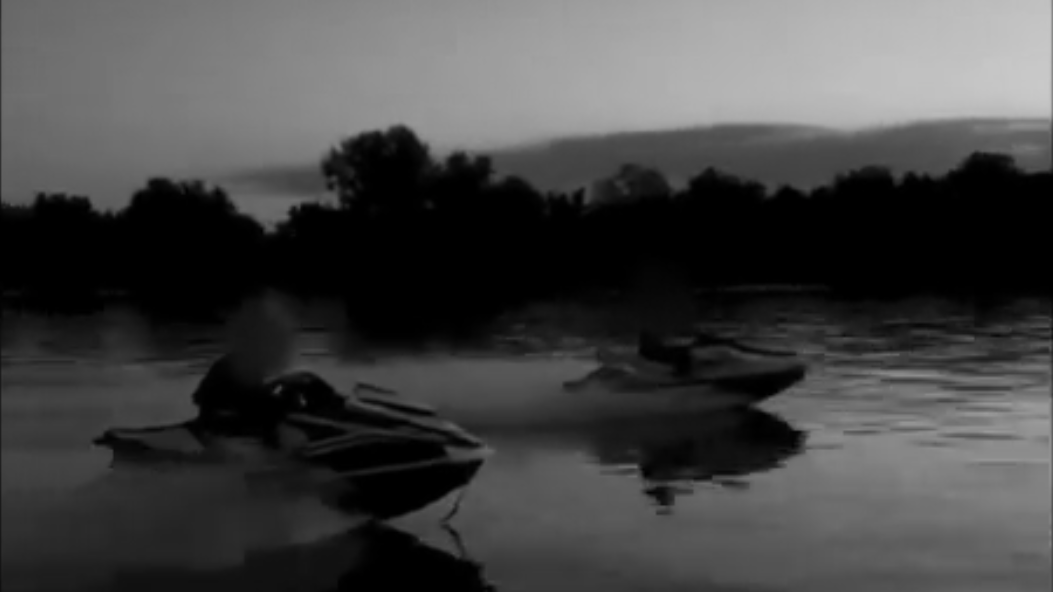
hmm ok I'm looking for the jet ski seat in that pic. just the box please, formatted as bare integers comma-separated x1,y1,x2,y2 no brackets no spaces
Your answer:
638,332,694,375
637,331,761,376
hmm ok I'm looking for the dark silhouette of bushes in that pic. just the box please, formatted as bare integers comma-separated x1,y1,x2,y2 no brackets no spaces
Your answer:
116,178,266,308
312,127,552,337
1,194,116,302
2,125,1050,335
3,180,265,314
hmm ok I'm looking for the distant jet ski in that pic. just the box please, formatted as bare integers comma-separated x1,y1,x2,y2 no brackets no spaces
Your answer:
93,371,491,522
563,332,807,405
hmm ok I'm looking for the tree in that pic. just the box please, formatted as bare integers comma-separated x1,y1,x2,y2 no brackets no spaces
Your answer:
831,166,897,199
321,125,435,216
590,164,672,206
118,178,264,302
427,151,495,219
17,193,112,296
2,200,32,292
949,152,1021,182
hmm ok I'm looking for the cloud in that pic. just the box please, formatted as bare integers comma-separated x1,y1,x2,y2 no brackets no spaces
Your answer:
218,118,1051,198
221,164,328,197
488,117,1052,190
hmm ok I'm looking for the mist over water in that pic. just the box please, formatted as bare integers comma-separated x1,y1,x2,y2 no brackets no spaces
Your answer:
1,295,1050,592
0,350,733,591
319,355,766,430
1,457,366,591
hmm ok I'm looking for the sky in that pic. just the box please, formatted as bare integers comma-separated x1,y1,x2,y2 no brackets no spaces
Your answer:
2,0,1050,212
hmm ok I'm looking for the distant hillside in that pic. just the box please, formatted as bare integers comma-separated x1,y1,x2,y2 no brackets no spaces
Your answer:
487,118,1051,191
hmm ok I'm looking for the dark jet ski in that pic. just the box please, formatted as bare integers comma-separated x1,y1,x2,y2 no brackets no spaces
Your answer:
588,408,806,513
564,332,807,406
93,370,491,521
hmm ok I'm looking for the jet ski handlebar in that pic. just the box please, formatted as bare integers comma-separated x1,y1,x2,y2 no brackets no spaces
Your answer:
266,370,432,417
268,370,373,414
354,381,399,396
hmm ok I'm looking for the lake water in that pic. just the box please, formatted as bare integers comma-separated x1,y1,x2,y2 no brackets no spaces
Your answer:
1,294,1050,592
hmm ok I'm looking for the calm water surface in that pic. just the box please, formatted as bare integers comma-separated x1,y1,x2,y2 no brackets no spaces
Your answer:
1,295,1050,592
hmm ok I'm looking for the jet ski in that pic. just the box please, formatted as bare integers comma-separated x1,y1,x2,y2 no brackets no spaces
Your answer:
563,332,807,405
92,370,491,521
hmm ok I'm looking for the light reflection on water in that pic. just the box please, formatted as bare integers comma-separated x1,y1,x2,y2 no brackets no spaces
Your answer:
1,295,1050,592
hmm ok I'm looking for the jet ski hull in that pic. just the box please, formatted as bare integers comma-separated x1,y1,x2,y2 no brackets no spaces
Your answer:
703,363,807,400
321,452,486,520
92,372,490,522
95,421,489,520
564,346,807,406
93,421,212,464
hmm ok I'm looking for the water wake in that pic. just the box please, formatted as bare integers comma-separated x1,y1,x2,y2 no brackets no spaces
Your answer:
321,355,755,431
1,463,366,591
2,353,771,591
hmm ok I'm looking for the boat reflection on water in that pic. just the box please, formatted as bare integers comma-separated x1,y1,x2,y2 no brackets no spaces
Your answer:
97,523,497,592
587,409,806,514
332,523,498,592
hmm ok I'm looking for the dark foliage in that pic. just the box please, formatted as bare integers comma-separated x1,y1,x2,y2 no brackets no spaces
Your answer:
3,126,1049,337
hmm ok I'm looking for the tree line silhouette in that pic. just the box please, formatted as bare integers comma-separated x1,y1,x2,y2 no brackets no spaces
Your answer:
2,125,1049,336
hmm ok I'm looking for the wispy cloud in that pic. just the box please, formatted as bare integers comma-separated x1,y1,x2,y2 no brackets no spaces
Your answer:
215,118,1051,199
221,165,328,197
